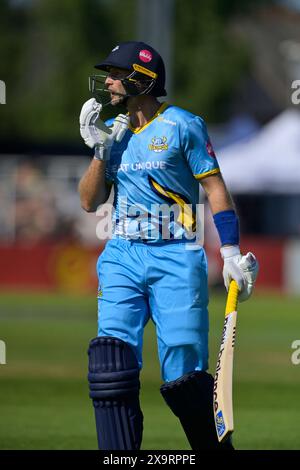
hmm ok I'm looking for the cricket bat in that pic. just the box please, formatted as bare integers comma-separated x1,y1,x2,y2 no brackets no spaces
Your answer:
213,280,239,443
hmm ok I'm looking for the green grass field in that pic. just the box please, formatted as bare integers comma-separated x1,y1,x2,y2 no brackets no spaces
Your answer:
0,290,299,450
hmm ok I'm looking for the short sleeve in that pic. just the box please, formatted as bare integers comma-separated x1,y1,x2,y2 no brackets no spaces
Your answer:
182,116,220,180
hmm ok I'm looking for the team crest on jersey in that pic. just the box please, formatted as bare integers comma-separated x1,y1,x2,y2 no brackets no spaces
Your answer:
149,136,168,153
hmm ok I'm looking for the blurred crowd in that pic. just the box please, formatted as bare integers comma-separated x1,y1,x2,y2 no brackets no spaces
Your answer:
0,158,100,245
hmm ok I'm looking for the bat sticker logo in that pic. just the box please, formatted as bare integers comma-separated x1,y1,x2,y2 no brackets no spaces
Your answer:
216,410,226,437
232,326,236,348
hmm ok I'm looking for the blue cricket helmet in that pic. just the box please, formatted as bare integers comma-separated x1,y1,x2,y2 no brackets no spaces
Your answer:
93,41,167,98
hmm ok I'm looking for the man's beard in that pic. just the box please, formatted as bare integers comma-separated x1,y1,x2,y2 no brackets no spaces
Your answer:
110,91,127,106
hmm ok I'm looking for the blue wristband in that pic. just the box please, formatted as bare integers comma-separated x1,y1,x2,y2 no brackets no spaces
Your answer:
213,210,240,246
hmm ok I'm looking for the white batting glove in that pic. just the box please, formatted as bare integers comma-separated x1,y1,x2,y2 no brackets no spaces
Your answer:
221,245,259,302
79,98,129,160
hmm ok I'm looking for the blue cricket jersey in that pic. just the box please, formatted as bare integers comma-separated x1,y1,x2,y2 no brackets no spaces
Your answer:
105,102,220,242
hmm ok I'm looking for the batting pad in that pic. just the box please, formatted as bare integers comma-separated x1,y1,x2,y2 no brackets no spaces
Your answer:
88,336,143,450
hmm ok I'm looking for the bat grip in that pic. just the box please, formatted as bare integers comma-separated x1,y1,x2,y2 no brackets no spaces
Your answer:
225,280,239,315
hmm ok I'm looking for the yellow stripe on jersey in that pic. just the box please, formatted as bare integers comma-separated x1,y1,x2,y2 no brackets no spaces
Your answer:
194,168,220,180
150,178,196,232
129,102,169,134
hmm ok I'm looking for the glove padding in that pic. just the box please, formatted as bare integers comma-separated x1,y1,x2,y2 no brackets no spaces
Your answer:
221,245,259,302
79,98,129,159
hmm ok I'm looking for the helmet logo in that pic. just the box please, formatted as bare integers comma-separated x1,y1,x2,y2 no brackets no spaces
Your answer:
139,49,152,63
112,45,119,52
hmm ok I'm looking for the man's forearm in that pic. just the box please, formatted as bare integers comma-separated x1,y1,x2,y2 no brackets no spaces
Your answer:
201,173,239,246
78,158,110,212
201,173,235,215
207,188,234,215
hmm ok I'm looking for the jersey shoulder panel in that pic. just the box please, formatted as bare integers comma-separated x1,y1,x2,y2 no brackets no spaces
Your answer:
164,105,204,127
165,107,219,180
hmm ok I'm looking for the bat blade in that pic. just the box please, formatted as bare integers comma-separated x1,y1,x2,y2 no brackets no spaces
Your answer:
213,280,239,443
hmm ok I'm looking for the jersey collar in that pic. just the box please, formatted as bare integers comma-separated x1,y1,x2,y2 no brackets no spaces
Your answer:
128,102,169,134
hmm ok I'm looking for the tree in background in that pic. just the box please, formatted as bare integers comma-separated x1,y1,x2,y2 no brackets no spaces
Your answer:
173,0,255,121
0,0,135,143
0,0,271,143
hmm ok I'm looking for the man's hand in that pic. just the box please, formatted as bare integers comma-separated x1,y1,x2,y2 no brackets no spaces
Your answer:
79,98,129,160
220,245,259,302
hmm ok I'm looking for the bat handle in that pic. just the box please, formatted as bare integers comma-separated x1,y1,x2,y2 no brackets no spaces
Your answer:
225,280,239,315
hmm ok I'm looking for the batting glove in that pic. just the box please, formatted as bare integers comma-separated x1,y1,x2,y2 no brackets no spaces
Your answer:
221,245,259,302
79,98,129,160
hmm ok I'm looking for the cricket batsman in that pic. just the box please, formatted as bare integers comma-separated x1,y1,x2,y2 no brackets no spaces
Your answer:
78,41,259,450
